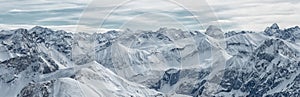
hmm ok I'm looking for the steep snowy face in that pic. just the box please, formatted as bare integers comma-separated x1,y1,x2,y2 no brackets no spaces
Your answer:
13,61,164,97
264,23,280,36
0,55,59,97
0,27,75,97
288,26,300,39
93,27,229,96
0,27,73,60
71,62,164,97
255,39,298,59
175,24,300,96
27,26,73,57
217,36,300,97
96,28,220,69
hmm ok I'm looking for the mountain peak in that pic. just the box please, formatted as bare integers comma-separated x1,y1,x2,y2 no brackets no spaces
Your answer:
31,26,45,30
270,23,279,29
205,25,224,38
264,23,281,36
30,26,54,31
206,25,221,32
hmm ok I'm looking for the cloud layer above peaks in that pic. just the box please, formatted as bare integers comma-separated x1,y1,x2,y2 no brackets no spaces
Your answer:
0,0,299,32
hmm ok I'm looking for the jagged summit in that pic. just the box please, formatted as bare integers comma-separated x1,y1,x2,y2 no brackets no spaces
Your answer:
270,23,280,29
29,26,53,32
31,26,45,29
263,23,300,42
264,23,281,35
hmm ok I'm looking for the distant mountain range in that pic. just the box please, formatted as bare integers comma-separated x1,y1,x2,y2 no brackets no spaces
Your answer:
1,23,300,97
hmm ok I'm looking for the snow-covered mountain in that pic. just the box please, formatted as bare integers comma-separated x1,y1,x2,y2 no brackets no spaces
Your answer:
1,23,300,97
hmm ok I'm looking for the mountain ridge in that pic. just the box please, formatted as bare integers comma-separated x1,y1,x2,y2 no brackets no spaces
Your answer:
1,23,300,97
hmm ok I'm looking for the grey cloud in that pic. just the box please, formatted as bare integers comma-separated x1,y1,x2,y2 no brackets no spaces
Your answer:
0,0,299,33
206,0,300,31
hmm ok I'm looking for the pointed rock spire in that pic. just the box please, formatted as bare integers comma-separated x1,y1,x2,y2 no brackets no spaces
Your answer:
270,23,279,29
264,23,281,36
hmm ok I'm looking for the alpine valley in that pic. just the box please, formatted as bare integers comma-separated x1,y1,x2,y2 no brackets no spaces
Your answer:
1,23,300,97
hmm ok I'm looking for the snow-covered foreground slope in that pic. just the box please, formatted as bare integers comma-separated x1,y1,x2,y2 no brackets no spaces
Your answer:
0,59,164,97
1,23,300,97
15,61,163,97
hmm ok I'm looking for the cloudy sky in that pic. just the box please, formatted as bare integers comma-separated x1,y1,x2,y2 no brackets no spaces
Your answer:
0,0,299,33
